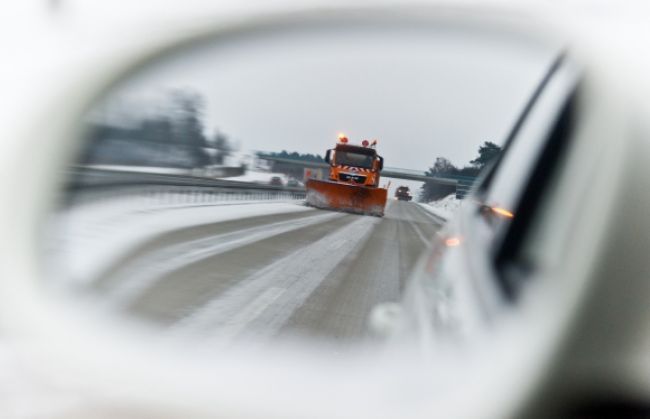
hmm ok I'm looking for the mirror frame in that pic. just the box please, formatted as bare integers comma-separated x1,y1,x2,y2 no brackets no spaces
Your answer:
0,4,628,418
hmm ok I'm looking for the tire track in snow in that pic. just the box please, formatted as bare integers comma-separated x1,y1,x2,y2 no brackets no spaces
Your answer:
169,215,380,342
104,211,344,309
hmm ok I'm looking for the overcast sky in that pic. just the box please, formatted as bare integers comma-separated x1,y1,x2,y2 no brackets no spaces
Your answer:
101,22,557,173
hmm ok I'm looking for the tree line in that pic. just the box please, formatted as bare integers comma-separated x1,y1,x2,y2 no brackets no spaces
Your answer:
419,141,502,202
80,90,235,169
261,151,325,179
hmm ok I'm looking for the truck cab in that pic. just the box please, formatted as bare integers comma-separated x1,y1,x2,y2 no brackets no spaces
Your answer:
324,137,384,188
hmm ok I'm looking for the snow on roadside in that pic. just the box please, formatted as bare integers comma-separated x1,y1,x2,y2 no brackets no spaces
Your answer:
419,194,462,221
76,164,191,175
228,170,289,185
47,198,312,286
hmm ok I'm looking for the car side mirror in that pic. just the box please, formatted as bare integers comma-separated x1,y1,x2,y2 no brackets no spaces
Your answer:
4,6,622,419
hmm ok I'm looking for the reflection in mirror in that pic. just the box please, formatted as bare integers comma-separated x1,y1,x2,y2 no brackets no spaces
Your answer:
45,19,559,350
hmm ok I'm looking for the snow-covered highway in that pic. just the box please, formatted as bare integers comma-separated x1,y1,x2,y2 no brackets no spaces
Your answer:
51,199,443,345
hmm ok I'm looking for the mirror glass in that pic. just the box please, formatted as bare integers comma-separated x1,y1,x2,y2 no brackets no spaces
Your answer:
44,18,559,349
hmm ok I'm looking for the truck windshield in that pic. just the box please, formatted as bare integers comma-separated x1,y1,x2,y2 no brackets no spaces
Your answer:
335,152,374,169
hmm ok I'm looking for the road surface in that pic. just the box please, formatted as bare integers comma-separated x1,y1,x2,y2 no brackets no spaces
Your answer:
89,200,443,344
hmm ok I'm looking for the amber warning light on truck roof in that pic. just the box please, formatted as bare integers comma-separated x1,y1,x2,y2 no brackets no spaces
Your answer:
337,133,348,143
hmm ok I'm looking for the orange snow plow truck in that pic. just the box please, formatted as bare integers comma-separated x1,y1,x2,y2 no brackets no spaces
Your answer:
305,134,388,217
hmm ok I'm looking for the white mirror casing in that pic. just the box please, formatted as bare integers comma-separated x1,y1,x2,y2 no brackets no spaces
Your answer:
2,4,650,419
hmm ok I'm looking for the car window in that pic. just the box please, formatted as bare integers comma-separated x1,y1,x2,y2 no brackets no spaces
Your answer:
466,59,579,299
496,89,577,279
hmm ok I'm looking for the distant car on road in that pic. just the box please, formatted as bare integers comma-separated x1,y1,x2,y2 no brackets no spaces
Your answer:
269,176,284,186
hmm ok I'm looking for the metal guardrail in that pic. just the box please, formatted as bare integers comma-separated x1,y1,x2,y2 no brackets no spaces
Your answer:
63,165,477,208
66,166,305,192
62,166,307,208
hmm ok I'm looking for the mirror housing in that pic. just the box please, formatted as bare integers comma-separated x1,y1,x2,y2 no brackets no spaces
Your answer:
5,4,646,419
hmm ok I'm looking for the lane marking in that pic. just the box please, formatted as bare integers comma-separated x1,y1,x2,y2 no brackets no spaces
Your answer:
216,287,286,340
404,204,439,246
105,211,345,308
170,215,380,342
393,201,431,247
407,218,431,247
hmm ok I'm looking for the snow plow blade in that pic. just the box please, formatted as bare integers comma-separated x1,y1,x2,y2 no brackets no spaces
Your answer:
305,179,387,216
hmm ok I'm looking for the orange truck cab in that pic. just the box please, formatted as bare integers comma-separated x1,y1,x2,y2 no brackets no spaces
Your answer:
324,140,384,186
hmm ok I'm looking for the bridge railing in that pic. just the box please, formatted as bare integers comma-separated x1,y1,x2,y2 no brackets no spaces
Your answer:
256,154,478,198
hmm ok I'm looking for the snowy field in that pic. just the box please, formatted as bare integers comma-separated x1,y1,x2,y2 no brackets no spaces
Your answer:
418,194,462,221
